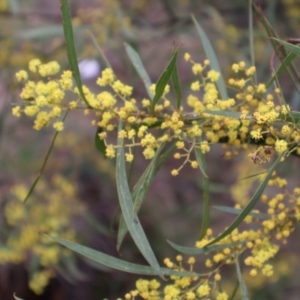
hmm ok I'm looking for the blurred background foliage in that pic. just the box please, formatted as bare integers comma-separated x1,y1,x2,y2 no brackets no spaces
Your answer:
1,0,300,299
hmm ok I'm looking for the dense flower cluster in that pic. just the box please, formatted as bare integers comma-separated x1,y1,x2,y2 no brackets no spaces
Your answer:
118,173,299,300
13,56,300,178
2,175,84,294
11,52,300,296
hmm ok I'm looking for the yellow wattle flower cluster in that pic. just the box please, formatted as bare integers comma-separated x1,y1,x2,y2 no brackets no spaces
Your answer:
119,174,300,300
2,175,85,294
12,55,299,174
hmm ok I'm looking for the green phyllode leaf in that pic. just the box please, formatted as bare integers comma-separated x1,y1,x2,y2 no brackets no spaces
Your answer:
46,235,198,277
94,127,107,156
60,0,89,106
266,52,297,88
151,50,178,113
124,43,153,99
117,144,165,250
88,30,112,70
167,240,243,256
236,258,250,300
213,206,269,219
13,293,25,300
205,152,284,247
116,121,164,278
171,52,182,109
23,112,68,203
195,139,210,239
192,15,228,100
251,3,299,87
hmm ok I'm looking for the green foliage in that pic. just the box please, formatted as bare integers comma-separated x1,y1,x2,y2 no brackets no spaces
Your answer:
5,0,300,299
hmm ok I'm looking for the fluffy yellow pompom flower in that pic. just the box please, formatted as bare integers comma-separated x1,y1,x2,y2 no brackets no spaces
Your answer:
275,139,288,153
16,70,28,81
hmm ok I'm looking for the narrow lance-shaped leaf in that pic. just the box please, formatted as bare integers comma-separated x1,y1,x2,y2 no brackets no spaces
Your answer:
94,127,106,156
23,112,68,203
213,206,269,219
204,110,247,119
229,281,240,300
124,43,153,99
251,3,299,85
87,30,112,69
60,0,89,106
87,32,111,155
171,52,182,109
117,144,165,250
151,50,178,113
13,293,25,300
192,15,228,100
46,235,199,277
167,240,243,256
248,0,257,84
205,152,284,247
266,52,297,88
236,258,250,300
195,138,209,239
116,121,164,278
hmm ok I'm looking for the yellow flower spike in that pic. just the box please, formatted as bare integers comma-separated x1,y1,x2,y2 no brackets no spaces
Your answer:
149,279,160,290
125,153,134,162
216,292,229,300
105,145,116,158
164,285,180,298
186,291,196,299
192,63,203,75
232,63,239,73
200,141,210,154
143,148,155,160
175,255,182,262
16,70,28,81
174,153,181,159
191,81,201,91
190,161,198,168
171,169,179,176
12,106,22,117
214,273,221,281
274,87,281,94
196,283,210,297
184,52,191,62
53,121,64,132
28,58,42,72
187,257,196,264
204,59,210,65
207,70,220,82
275,139,288,153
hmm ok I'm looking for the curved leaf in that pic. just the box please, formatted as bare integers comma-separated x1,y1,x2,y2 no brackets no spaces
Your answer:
23,112,68,203
205,152,284,247
236,259,249,300
266,52,297,88
213,206,269,219
167,240,243,255
204,110,247,119
124,43,153,99
171,56,182,109
116,122,164,278
151,50,178,113
192,15,228,100
94,127,107,156
88,30,112,69
195,139,210,239
117,144,165,250
46,235,199,277
13,294,25,300
60,0,89,106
